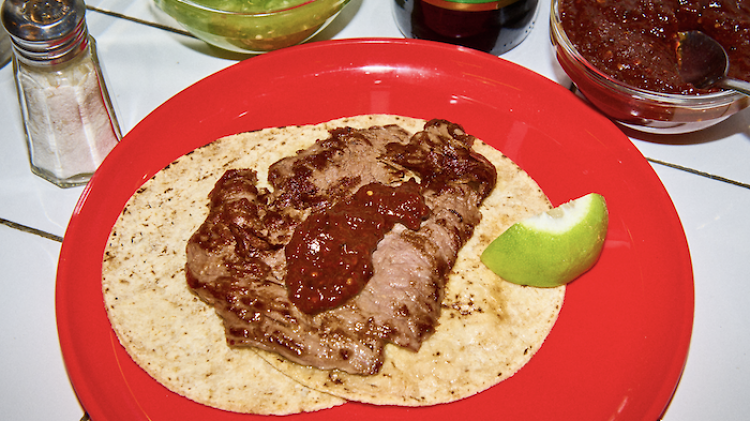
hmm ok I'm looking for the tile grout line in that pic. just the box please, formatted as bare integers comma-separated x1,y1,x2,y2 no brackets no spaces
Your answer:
565,83,750,190
646,157,750,190
0,217,63,243
0,6,195,246
86,9,750,191
86,4,196,38
2,7,197,249
1,8,737,249
4,8,738,421
5,161,742,248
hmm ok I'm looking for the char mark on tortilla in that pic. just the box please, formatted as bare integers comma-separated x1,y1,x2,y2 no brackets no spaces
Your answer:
185,119,498,375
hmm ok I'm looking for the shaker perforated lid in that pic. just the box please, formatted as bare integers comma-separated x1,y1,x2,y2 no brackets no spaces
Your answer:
1,0,88,62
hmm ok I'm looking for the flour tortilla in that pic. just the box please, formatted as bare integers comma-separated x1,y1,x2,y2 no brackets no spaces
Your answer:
102,114,564,414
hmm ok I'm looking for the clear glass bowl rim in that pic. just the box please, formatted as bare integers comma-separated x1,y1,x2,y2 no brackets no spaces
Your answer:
166,0,335,17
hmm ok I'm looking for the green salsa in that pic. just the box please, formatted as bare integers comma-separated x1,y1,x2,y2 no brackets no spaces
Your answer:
188,0,311,13
155,0,349,53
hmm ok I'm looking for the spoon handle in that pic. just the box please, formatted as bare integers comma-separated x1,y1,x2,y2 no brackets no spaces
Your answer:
720,78,750,96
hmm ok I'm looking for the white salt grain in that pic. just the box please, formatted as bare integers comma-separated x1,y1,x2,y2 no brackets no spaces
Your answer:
21,55,119,181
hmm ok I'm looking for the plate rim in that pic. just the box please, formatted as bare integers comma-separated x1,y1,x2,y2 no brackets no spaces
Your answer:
56,37,694,421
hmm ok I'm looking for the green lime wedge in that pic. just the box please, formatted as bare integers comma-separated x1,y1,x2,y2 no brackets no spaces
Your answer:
481,193,608,287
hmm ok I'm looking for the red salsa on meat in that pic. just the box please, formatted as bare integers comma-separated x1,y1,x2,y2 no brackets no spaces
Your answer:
285,180,430,314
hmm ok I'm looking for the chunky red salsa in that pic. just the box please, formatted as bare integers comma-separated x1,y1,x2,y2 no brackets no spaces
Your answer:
285,180,430,314
559,0,750,94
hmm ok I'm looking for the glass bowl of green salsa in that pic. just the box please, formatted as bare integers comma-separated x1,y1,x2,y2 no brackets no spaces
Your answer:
154,0,352,54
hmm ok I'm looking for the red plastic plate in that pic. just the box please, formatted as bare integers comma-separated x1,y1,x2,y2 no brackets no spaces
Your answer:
56,38,693,421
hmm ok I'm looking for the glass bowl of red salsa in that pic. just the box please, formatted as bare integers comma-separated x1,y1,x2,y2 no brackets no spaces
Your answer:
154,0,351,54
550,0,750,134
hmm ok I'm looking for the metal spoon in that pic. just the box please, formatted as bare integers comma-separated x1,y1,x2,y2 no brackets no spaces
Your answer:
677,30,750,96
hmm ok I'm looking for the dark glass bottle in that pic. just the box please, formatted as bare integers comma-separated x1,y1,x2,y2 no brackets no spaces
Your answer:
393,0,540,55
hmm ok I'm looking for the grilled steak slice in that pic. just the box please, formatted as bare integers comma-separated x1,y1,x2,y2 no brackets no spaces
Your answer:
268,124,414,213
186,119,497,375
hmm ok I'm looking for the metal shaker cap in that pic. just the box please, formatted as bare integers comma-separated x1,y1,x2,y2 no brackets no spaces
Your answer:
1,0,88,62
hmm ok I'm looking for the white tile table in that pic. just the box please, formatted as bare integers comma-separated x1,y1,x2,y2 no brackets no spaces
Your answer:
1,1,748,420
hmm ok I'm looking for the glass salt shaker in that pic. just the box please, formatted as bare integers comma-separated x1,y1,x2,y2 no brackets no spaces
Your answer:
2,0,121,187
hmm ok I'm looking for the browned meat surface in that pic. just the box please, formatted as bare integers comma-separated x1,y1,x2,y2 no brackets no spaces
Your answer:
185,120,497,375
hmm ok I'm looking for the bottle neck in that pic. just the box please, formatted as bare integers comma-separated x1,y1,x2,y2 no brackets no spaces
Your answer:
11,18,89,66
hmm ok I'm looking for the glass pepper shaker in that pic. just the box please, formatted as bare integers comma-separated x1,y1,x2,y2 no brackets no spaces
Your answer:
2,0,120,187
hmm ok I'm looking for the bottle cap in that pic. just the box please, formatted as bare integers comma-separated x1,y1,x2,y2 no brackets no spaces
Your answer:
1,0,88,62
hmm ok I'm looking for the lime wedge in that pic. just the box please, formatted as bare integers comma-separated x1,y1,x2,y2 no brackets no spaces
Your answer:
481,193,608,287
